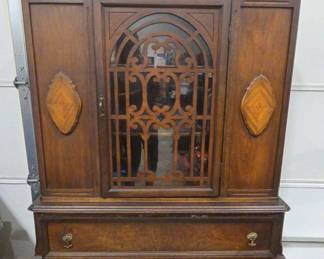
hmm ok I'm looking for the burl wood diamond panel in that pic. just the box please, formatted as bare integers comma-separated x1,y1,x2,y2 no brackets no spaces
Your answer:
241,75,276,137
46,72,82,135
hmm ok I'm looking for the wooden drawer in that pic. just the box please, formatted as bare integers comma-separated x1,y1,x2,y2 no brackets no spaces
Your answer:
44,216,278,258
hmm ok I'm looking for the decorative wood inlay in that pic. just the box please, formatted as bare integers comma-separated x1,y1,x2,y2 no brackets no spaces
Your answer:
241,75,276,136
46,72,82,135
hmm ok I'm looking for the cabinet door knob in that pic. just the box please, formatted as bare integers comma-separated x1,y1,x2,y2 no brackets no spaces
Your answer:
62,233,73,249
98,96,105,117
247,232,258,247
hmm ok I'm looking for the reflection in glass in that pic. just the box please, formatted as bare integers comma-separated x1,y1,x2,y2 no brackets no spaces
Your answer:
109,13,214,188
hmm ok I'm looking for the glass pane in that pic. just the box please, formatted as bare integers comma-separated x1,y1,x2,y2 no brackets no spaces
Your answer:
109,13,215,188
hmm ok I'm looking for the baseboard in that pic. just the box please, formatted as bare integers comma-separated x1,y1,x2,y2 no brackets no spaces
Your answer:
291,84,324,92
0,176,27,184
283,236,324,244
280,179,324,189
0,81,14,87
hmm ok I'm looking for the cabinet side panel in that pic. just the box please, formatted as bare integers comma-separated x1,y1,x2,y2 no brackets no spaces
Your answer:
223,0,300,196
23,1,99,195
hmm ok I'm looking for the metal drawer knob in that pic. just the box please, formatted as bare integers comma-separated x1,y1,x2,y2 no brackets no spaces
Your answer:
62,233,73,249
98,95,105,117
247,232,258,247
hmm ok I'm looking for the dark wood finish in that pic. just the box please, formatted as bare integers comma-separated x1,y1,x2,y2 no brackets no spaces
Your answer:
30,196,289,214
222,0,301,197
95,1,231,197
48,220,271,252
22,0,100,196
21,0,300,258
34,212,284,258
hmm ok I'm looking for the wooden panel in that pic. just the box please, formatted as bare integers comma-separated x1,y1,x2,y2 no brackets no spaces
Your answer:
23,1,99,195
34,212,286,258
47,219,272,253
222,1,300,196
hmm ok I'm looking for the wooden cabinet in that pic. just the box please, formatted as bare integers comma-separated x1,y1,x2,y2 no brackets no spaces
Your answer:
22,0,300,258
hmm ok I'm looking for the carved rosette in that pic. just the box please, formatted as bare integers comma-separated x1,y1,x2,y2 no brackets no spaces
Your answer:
241,75,276,136
46,72,82,135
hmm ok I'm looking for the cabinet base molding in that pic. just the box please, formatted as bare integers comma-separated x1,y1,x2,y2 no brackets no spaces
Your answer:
35,255,286,259
44,252,283,259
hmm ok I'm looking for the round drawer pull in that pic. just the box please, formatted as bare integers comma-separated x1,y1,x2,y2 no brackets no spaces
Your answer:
247,232,258,247
62,233,73,249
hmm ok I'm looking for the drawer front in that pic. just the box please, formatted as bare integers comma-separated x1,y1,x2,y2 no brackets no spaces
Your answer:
47,218,272,253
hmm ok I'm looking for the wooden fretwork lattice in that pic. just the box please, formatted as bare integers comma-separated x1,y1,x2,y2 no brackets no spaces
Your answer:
108,13,216,188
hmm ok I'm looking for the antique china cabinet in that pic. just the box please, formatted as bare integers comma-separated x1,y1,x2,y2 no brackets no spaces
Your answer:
21,0,300,258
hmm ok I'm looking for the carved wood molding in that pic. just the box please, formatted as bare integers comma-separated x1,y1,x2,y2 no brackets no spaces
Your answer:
241,75,276,136
46,72,82,135
136,170,185,184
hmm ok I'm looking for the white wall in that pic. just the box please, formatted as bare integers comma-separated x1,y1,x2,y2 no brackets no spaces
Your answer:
0,0,16,85
291,0,324,85
0,0,323,258
0,0,35,258
280,0,324,257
